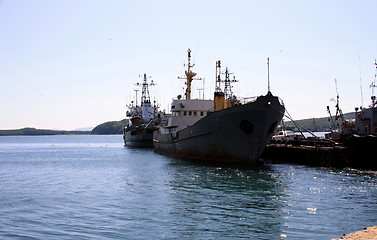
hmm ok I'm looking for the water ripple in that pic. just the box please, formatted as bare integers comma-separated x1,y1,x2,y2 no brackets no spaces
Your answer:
0,135,376,239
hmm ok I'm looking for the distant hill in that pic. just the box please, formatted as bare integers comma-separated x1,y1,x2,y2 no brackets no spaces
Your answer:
0,128,91,136
0,120,128,136
91,119,129,135
0,112,355,136
284,112,355,131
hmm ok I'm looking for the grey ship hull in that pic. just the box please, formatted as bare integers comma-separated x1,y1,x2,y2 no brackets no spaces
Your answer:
124,126,154,148
153,93,284,163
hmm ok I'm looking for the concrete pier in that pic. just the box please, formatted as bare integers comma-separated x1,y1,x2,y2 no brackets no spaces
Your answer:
261,135,377,170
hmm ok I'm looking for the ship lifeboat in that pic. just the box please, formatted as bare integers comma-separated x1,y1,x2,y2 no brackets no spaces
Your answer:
131,117,141,124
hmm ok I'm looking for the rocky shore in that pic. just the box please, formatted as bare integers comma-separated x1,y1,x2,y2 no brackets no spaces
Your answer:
332,226,377,240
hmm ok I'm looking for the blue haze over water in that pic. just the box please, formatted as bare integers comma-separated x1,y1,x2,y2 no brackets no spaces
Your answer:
0,135,376,239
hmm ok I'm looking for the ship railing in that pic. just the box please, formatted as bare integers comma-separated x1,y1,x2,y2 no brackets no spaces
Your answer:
277,97,285,107
238,96,258,104
238,96,285,106
208,96,258,112
208,95,285,113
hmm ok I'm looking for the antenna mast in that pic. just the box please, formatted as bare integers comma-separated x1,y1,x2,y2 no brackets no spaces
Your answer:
370,59,377,107
215,61,238,99
223,67,238,100
267,58,270,92
134,89,139,107
178,48,202,100
215,60,222,92
359,55,364,108
334,78,345,122
135,74,155,105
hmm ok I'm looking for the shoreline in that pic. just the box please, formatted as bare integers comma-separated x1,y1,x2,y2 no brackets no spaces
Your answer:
0,127,91,136
332,226,377,240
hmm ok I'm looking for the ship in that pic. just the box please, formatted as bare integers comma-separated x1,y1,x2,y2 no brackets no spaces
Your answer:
153,49,285,164
123,74,157,148
263,60,377,170
326,62,377,138
328,60,377,169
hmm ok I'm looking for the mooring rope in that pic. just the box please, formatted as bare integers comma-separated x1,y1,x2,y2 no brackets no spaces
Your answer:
270,102,318,139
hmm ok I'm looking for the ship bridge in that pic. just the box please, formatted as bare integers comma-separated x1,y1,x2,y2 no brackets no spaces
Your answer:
168,98,213,131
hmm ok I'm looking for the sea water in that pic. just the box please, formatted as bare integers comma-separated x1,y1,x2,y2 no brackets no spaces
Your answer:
0,135,376,239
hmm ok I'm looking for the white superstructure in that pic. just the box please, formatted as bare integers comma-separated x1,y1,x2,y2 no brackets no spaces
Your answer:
167,99,213,131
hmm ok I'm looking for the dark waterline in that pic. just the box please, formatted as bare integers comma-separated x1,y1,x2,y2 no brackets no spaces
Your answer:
0,135,376,239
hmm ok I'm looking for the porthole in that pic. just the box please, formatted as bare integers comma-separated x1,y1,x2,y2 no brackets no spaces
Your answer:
239,119,253,135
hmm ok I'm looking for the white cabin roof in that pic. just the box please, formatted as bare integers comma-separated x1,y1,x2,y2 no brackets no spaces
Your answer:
166,99,213,131
171,99,213,112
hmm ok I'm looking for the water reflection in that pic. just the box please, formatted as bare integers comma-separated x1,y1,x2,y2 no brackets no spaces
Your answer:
1,135,376,239
165,160,286,239
269,164,377,239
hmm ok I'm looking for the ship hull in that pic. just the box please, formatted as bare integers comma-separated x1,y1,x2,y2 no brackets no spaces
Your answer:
153,93,284,163
124,126,155,148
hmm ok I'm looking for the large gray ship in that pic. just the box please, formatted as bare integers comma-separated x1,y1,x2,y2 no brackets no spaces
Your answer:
123,74,157,148
153,49,285,164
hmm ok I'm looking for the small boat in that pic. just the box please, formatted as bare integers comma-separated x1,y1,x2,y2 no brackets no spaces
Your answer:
153,49,285,164
123,74,157,148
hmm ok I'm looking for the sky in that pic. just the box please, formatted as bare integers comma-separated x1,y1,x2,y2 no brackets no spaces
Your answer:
0,0,376,130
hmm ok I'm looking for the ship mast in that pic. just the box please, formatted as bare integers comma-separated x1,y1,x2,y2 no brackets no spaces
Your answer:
334,78,345,123
370,59,377,108
135,73,155,105
223,67,238,100
215,61,238,100
134,89,139,107
267,58,270,93
215,60,222,93
178,48,202,100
